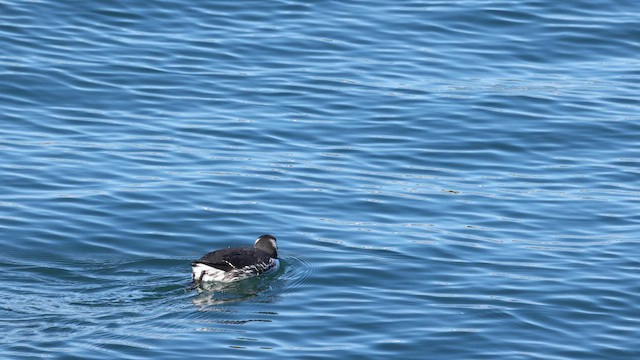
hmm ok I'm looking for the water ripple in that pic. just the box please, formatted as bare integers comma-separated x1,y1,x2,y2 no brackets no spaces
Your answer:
1,0,639,358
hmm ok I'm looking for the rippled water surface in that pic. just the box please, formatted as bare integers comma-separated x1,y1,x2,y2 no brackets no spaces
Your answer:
1,0,639,359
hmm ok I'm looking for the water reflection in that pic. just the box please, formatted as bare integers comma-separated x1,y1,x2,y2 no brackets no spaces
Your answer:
189,272,283,336
191,277,276,307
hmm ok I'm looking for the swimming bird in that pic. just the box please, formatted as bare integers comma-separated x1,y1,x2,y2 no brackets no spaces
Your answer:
190,234,278,286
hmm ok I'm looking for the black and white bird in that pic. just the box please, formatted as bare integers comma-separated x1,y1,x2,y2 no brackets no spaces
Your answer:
191,234,279,286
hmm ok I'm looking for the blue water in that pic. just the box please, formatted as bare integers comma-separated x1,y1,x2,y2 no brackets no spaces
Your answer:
1,0,639,359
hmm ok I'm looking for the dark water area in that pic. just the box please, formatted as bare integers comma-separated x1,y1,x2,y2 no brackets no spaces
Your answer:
1,1,639,359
